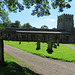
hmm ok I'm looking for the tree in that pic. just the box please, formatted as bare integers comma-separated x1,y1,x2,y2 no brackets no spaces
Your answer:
22,23,32,28
10,22,15,28
3,21,11,27
0,0,72,21
0,20,11,29
10,20,21,28
0,23,4,30
41,25,48,29
32,27,36,29
52,27,57,29
15,20,21,28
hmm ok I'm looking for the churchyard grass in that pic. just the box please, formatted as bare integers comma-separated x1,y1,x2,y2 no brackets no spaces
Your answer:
4,41,75,62
0,54,39,75
69,44,75,47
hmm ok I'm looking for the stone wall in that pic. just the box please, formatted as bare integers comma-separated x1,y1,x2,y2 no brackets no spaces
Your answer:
57,14,74,32
2,30,75,43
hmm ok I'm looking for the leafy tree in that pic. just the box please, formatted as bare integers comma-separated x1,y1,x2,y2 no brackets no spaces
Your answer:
0,23,4,30
0,20,11,29
32,27,36,29
41,25,48,29
15,20,21,28
10,22,15,28
52,27,57,29
22,23,32,28
3,21,11,27
10,20,21,28
2,22,9,27
0,0,72,19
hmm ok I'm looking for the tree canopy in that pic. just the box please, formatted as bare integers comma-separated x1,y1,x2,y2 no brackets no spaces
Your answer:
14,20,21,28
10,20,21,28
0,0,72,21
22,23,32,28
41,25,48,29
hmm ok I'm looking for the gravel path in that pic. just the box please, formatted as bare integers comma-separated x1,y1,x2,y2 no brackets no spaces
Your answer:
4,44,75,75
64,44,75,50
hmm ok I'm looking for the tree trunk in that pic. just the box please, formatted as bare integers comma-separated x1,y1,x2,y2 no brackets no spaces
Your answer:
0,39,4,64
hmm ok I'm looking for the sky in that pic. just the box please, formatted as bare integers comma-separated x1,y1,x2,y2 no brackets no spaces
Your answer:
8,0,75,29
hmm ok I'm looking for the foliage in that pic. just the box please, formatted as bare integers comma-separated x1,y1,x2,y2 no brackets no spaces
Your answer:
0,11,10,23
4,41,75,62
0,23,4,30
11,20,21,28
15,20,21,28
41,25,48,29
0,54,39,75
0,21,11,28
32,27,36,29
0,20,21,28
52,27,57,29
22,23,32,28
0,0,72,19
51,0,72,12
23,0,72,16
0,21,36,28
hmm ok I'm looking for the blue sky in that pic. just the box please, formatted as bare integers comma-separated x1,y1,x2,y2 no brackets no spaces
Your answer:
8,1,75,29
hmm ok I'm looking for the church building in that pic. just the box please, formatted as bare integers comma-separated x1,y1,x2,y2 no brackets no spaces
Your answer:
0,14,75,43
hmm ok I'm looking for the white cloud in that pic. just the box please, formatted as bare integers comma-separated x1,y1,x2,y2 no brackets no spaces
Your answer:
74,1,75,3
43,18,56,22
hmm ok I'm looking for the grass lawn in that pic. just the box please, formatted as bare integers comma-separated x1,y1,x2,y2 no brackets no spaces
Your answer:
0,54,39,75
69,44,75,47
4,41,75,62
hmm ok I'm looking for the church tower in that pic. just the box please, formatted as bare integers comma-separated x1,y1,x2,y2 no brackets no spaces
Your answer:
57,14,74,32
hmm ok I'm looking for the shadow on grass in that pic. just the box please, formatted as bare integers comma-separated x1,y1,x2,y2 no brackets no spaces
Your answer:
0,62,40,75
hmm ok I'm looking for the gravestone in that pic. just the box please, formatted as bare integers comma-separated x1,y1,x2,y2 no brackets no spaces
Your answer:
47,38,53,54
53,40,57,48
57,39,59,46
0,39,4,64
18,33,22,45
36,39,40,50
19,41,21,44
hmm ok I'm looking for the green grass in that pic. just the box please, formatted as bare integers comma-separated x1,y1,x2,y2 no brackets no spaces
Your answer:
0,54,39,75
69,44,75,47
4,41,75,62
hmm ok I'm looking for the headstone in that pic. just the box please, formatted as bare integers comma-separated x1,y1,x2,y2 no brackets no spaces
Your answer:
18,33,22,44
53,40,57,48
57,39,59,46
36,39,40,50
0,39,4,64
19,41,21,44
47,38,53,54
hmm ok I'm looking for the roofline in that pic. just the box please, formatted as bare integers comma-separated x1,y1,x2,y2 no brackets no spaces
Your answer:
4,27,65,32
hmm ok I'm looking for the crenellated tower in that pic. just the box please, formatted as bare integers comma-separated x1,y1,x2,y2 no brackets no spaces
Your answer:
57,14,74,32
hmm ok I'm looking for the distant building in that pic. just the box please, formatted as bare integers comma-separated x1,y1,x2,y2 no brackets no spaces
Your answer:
0,14,75,43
